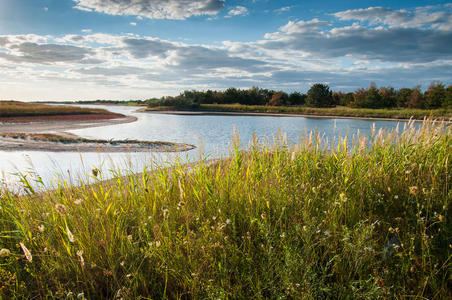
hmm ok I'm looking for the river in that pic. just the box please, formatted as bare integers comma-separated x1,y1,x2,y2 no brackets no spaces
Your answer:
0,105,414,189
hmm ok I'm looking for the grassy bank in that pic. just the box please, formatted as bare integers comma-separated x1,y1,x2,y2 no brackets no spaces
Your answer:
0,121,450,298
147,104,452,120
0,101,118,118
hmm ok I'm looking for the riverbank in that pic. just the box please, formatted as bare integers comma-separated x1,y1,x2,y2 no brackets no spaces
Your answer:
0,120,449,299
0,107,194,153
145,104,452,121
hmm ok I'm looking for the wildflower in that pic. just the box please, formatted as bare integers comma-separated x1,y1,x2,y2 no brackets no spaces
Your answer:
127,235,133,242
74,198,83,205
162,208,169,219
409,186,419,195
225,219,231,225
55,203,67,215
76,250,84,267
38,225,45,233
394,195,399,199
19,242,32,262
280,232,286,238
120,261,125,267
67,226,75,243
438,215,444,222
339,193,347,203
155,241,161,248
0,248,11,257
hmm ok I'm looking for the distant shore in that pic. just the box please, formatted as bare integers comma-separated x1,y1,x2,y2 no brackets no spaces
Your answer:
144,104,452,121
142,108,443,123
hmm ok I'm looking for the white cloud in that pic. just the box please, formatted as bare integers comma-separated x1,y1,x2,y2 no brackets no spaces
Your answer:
81,29,92,33
1,4,452,100
333,5,452,30
44,7,49,12
72,0,225,20
227,6,248,17
130,22,137,26
274,6,292,14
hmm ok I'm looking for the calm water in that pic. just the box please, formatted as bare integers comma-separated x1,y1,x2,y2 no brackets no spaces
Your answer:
0,105,414,188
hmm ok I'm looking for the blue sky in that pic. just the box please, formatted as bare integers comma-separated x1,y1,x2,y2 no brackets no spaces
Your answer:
0,0,451,100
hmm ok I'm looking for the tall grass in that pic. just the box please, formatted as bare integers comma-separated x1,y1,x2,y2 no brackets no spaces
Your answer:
0,120,450,299
147,103,452,120
0,101,117,117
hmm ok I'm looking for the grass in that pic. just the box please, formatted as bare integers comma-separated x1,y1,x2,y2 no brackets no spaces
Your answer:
0,101,118,117
147,103,452,120
0,120,450,299
0,133,182,147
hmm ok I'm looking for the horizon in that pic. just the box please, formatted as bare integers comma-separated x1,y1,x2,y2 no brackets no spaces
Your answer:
1,0,451,101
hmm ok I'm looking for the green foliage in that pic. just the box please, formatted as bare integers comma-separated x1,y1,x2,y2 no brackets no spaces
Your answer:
444,85,452,108
408,86,424,109
425,82,446,109
0,120,450,298
306,83,334,107
396,88,412,108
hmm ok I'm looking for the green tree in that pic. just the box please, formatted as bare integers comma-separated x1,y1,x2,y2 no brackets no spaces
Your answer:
424,82,446,108
407,86,424,109
306,83,334,107
396,88,412,107
378,86,396,107
288,92,306,105
443,84,452,108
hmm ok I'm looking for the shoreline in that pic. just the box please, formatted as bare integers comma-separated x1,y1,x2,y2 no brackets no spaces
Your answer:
0,114,195,153
142,109,437,122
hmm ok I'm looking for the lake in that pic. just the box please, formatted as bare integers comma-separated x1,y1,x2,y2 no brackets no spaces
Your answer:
0,105,414,188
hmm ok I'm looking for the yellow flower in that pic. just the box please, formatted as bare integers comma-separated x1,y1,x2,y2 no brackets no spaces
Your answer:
409,186,418,195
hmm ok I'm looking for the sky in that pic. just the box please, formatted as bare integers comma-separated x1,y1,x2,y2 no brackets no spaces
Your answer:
0,0,451,101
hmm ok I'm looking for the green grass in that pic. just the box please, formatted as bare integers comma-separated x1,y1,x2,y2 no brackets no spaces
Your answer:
147,103,452,120
0,101,118,117
0,120,450,299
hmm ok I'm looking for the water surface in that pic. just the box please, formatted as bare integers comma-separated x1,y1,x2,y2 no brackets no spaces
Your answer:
0,105,413,188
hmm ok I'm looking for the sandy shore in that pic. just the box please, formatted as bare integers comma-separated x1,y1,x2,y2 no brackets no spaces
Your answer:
0,136,195,152
0,114,137,134
0,114,195,152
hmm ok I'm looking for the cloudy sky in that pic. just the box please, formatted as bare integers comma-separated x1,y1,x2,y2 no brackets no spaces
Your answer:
0,0,451,101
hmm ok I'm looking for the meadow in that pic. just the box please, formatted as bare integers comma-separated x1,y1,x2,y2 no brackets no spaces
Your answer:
0,120,450,299
0,101,118,117
147,104,452,120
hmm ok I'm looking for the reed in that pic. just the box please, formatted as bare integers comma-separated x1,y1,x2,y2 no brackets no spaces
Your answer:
0,120,450,299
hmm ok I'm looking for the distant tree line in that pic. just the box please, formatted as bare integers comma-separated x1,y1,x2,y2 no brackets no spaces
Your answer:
147,82,452,109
